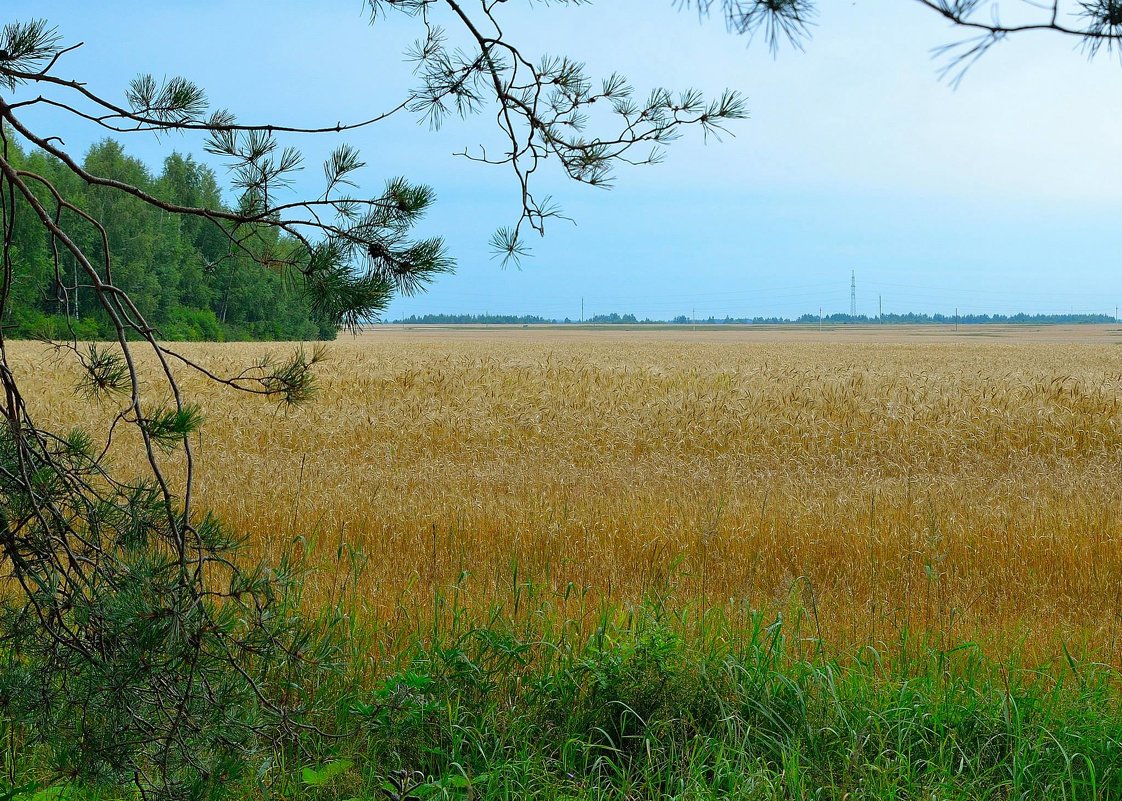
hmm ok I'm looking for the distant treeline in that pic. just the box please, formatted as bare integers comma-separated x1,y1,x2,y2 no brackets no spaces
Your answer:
396,313,557,325
793,312,1116,325
395,312,1117,325
620,311,1118,325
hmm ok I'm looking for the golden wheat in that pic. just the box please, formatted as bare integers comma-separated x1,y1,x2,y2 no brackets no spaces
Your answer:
11,325,1122,661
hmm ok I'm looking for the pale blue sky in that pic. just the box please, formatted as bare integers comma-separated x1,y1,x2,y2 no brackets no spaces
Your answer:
10,1,1122,319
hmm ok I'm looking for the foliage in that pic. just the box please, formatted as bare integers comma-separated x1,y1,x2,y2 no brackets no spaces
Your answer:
335,600,1122,799
394,312,556,325
686,0,1122,82
1,1,1118,797
396,311,1118,324
0,510,332,797
0,6,746,799
0,135,337,342
18,580,1120,799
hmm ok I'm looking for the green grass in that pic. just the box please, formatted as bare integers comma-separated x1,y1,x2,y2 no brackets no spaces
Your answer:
7,580,1122,800
321,606,1122,800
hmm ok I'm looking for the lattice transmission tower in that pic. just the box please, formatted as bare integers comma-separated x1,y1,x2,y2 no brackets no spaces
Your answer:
850,271,857,317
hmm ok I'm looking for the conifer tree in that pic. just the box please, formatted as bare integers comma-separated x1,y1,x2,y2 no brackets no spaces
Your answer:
690,0,1122,81
0,5,745,797
0,1,1117,796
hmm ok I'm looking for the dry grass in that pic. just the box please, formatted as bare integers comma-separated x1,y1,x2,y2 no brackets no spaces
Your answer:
12,325,1122,661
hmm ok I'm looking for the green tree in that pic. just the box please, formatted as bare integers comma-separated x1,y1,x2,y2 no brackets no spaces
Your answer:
0,133,336,341
0,7,745,799
3,1,1110,796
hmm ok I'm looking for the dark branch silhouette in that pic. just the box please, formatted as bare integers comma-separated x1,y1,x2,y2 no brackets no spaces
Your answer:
0,7,745,797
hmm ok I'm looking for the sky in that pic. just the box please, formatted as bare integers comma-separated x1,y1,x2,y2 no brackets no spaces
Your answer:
9,1,1122,320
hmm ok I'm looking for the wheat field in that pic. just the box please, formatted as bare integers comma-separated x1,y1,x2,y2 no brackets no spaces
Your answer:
13,325,1122,661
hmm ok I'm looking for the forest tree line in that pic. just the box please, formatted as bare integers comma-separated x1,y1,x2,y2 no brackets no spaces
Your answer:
395,312,1117,325
4,135,338,341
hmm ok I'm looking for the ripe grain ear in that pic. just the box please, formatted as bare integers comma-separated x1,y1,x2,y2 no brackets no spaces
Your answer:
13,330,1120,661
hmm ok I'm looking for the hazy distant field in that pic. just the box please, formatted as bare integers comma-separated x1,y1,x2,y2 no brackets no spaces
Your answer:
14,324,1122,659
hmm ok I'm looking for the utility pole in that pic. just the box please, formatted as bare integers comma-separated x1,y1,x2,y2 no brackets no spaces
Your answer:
580,297,584,324
955,307,959,333
819,307,823,331
850,271,857,317
878,295,882,320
